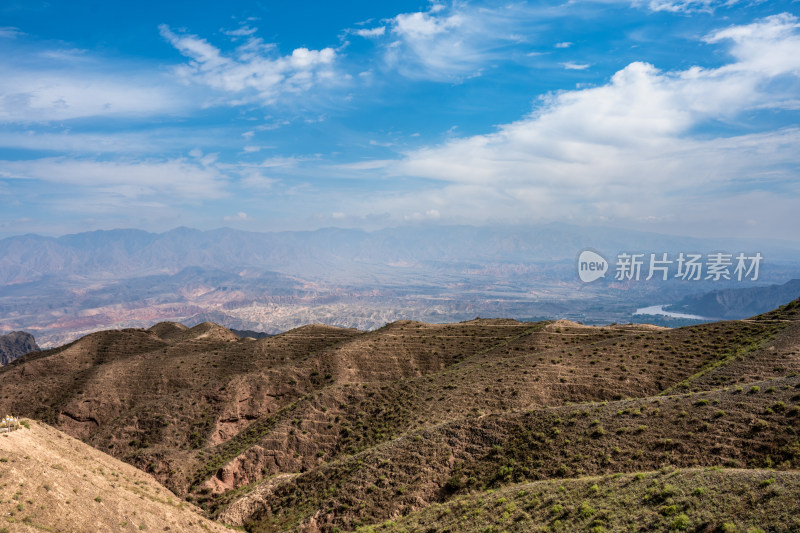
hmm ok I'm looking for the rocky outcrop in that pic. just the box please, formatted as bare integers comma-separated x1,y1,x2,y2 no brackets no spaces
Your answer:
0,330,39,365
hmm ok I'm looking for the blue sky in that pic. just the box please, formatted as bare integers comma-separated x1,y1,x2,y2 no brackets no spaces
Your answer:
1,0,799,239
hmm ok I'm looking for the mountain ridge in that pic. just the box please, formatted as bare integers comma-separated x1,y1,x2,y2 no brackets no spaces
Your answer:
3,223,800,286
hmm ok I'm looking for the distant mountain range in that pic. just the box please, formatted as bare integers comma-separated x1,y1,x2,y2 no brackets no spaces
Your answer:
0,330,39,365
3,224,799,285
665,279,800,319
2,224,800,347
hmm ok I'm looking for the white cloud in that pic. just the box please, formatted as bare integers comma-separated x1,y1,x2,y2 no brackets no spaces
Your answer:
0,65,181,123
0,34,187,124
0,27,23,39
259,156,305,168
354,26,386,38
633,0,742,13
240,174,276,189
379,2,529,81
404,209,441,221
159,25,339,105
333,159,395,171
0,130,152,153
704,13,800,76
562,62,590,70
223,211,251,221
555,41,573,48
0,157,227,202
353,14,800,232
223,26,258,37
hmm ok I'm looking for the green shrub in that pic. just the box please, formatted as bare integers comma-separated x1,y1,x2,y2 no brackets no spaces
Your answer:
579,501,596,518
444,475,465,493
671,514,690,530
661,504,678,516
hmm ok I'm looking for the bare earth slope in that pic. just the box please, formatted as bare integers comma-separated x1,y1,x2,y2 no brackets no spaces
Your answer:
0,419,228,532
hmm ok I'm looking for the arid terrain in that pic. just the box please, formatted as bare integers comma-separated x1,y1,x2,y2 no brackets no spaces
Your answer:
0,419,228,532
1,299,799,531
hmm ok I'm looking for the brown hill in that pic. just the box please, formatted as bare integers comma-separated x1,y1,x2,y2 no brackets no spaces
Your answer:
0,299,798,532
233,374,800,531
0,419,228,532
147,320,189,341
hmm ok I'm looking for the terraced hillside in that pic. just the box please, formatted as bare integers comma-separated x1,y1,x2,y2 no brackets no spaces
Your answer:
0,298,799,532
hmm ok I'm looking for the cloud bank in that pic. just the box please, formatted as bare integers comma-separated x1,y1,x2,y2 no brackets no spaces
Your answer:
347,14,800,233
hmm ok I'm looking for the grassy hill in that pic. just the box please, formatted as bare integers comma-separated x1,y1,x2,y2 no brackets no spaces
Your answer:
0,298,798,531
362,467,800,532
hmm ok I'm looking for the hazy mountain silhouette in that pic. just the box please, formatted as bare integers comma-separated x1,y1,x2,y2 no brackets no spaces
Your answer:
666,279,800,319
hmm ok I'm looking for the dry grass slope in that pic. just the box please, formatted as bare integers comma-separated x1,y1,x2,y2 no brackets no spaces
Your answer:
0,419,228,532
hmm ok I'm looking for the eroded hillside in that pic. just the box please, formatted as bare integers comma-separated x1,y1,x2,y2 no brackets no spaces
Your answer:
0,299,798,532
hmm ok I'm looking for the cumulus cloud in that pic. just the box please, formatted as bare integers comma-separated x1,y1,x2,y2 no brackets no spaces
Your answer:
359,14,800,231
159,25,339,105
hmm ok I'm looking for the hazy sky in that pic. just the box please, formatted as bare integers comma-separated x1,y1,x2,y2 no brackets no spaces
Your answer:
1,1,799,239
